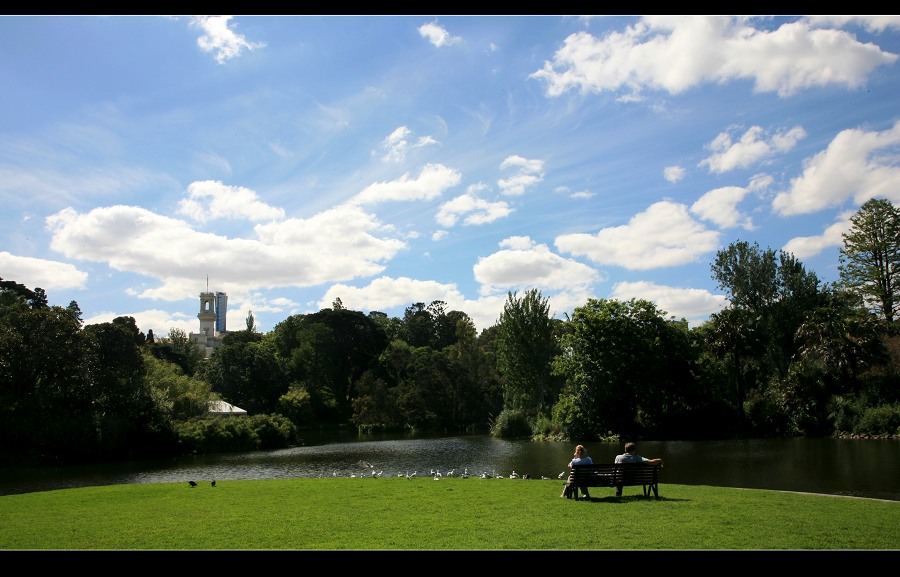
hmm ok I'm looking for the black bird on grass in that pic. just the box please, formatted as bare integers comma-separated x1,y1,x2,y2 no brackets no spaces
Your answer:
188,481,198,488
211,480,216,487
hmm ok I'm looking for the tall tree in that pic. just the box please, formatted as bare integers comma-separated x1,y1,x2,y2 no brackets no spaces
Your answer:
66,300,83,327
496,289,559,418
199,333,287,415
552,298,692,440
83,321,161,458
710,240,824,430
838,198,900,324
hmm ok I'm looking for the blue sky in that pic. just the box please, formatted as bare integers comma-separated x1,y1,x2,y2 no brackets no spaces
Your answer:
2,15,900,337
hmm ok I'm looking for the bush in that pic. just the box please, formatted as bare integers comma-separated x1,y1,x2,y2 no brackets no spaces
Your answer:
827,395,864,434
490,408,532,438
277,386,315,428
531,412,552,436
248,414,298,449
853,403,900,436
550,393,590,441
173,413,298,455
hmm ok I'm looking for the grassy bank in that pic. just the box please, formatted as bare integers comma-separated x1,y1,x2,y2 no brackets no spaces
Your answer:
0,477,896,550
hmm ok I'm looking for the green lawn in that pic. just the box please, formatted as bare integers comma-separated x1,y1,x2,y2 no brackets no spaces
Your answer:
0,477,896,550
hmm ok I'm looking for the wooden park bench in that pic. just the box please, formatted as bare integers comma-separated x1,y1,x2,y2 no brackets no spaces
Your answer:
567,462,661,499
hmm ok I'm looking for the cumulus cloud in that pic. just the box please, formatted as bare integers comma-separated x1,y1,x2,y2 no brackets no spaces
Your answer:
555,200,721,270
349,164,462,205
190,16,265,64
530,16,898,98
610,280,727,326
748,173,774,191
690,186,754,230
782,211,855,259
44,203,406,302
177,180,285,223
378,126,438,162
664,166,686,182
805,15,900,33
700,125,806,173
0,251,88,291
497,155,545,196
319,276,463,313
473,236,601,296
322,276,551,333
418,22,462,47
772,120,900,216
436,192,512,227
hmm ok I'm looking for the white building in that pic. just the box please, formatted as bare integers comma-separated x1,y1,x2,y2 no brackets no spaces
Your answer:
189,290,227,358
207,400,247,416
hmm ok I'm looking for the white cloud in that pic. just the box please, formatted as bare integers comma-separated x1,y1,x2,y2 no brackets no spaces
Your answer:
805,15,900,33
349,164,462,205
555,200,721,270
177,180,285,223
418,22,462,48
772,120,900,216
83,308,195,338
473,236,601,296
436,193,513,227
320,278,593,334
378,126,438,162
320,276,463,313
690,186,754,230
748,173,774,191
664,166,686,182
44,203,406,302
0,251,88,291
782,211,854,259
497,155,545,196
530,16,898,98
700,125,806,174
500,155,545,173
610,280,727,327
190,16,266,64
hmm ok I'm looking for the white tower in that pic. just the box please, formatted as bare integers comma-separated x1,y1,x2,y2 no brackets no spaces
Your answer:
198,291,217,337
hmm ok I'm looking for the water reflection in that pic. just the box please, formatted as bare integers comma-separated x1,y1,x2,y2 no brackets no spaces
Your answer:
1,434,897,501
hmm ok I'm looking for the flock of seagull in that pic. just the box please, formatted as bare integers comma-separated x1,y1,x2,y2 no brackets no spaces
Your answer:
189,461,569,487
319,462,569,481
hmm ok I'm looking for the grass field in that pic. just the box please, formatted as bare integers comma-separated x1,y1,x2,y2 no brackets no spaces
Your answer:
0,476,897,550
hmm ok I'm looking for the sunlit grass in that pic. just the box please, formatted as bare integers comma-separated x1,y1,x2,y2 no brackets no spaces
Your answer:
0,478,896,550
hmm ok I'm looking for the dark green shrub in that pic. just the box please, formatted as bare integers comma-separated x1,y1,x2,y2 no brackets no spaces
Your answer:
490,408,531,438
173,413,297,454
853,403,900,436
248,413,297,449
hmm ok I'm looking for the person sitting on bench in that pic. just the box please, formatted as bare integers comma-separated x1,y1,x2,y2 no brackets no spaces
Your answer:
613,442,663,496
560,444,593,499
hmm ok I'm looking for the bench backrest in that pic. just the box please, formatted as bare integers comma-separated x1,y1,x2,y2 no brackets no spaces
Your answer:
570,462,659,485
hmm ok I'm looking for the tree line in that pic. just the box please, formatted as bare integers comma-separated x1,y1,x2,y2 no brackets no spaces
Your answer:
2,199,899,467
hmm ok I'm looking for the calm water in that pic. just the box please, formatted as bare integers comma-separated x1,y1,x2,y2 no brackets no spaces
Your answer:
1,433,898,501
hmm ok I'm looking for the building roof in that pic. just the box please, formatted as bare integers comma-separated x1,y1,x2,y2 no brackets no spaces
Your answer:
207,400,248,416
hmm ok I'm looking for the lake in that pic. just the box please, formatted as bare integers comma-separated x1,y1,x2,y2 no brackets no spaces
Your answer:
1,433,897,501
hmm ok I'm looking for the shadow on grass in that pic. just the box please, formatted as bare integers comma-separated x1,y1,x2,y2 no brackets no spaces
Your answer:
570,495,687,503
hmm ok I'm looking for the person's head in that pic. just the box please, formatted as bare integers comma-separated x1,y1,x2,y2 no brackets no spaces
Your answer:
624,442,636,453
574,444,586,457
